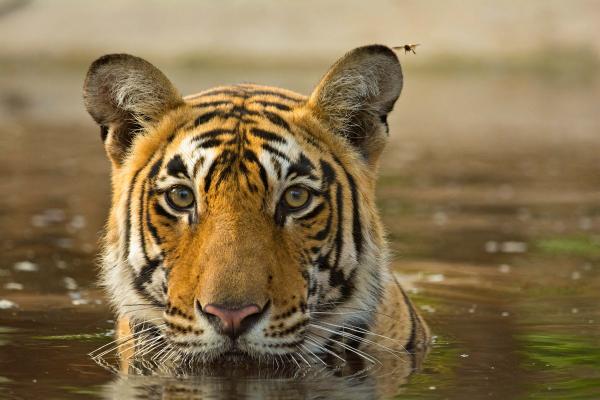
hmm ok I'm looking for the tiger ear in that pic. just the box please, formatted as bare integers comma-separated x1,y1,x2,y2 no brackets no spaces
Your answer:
308,45,402,166
83,54,183,165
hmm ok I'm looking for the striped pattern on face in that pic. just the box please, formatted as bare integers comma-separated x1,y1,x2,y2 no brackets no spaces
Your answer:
104,83,386,361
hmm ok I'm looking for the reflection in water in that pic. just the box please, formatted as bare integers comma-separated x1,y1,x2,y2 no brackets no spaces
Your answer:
98,348,427,400
90,315,428,400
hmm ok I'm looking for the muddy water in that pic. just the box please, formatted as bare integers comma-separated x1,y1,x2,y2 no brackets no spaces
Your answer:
0,64,599,399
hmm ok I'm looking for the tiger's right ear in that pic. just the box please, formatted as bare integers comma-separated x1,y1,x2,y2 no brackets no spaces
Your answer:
83,54,183,165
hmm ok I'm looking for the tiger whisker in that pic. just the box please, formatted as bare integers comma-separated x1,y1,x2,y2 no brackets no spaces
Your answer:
304,335,346,364
157,344,176,364
134,335,165,358
96,323,164,362
313,304,396,320
94,337,137,359
309,323,404,359
318,320,410,353
289,353,301,369
294,348,312,367
310,331,380,365
88,320,161,357
116,326,165,360
90,322,163,359
121,306,159,315
89,333,135,357
150,345,169,362
298,343,327,366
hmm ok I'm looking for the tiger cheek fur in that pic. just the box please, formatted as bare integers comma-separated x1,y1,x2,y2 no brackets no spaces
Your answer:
84,45,429,365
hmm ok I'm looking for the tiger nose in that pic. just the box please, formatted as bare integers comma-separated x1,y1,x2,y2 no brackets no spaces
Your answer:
201,303,263,339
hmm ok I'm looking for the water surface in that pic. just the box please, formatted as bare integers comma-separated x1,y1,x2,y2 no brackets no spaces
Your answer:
1,65,599,399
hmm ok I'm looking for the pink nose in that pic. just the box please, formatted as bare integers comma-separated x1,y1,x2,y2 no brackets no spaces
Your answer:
202,303,262,339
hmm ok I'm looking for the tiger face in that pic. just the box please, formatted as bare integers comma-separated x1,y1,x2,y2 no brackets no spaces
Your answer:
84,45,422,364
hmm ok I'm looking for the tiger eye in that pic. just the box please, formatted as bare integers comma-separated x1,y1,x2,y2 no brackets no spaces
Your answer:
166,186,195,210
283,186,311,209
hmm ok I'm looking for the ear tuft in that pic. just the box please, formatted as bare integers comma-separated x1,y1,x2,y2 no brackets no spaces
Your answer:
83,54,182,165
309,45,403,165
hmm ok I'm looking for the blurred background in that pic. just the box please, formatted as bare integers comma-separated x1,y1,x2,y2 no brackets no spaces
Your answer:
0,1,599,399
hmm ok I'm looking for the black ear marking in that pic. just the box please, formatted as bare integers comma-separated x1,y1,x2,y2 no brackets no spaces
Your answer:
379,114,389,134
100,125,109,142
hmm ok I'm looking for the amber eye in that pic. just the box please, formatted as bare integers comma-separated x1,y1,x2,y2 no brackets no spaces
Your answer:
166,186,195,210
283,186,311,210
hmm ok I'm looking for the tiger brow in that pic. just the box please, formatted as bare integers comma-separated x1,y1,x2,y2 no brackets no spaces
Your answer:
286,154,318,180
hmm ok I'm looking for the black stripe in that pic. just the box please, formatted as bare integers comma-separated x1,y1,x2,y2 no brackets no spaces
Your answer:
230,105,260,117
262,143,290,162
199,89,246,98
192,156,205,177
251,101,291,111
193,100,232,108
191,129,235,142
124,167,146,259
287,153,316,179
297,202,325,221
203,156,220,193
312,194,332,241
194,111,222,127
154,203,177,222
331,155,363,260
247,90,305,103
214,164,232,190
250,128,287,144
312,217,331,240
196,138,222,149
243,149,269,191
399,286,418,353
264,110,290,131
338,267,356,302
320,160,336,185
166,155,189,179
332,183,344,269
138,179,151,264
271,157,282,179
344,171,363,260
134,259,163,307
148,158,162,179
146,199,162,245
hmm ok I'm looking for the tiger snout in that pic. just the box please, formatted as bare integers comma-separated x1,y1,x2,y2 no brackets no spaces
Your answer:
197,302,269,340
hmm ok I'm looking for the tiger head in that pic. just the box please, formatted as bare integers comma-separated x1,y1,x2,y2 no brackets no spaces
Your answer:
84,45,403,363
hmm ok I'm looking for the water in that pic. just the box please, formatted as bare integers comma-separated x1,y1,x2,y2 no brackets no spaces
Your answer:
1,64,599,399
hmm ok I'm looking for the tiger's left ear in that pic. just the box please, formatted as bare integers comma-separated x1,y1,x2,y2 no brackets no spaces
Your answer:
308,45,402,166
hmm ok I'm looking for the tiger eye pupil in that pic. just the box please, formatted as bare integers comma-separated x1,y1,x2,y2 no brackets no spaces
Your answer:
167,186,194,209
284,186,310,209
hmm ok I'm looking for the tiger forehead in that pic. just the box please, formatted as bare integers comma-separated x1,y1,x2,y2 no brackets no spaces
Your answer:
156,84,320,193
184,83,308,108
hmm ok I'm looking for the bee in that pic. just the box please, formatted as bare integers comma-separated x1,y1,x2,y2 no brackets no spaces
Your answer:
393,44,420,54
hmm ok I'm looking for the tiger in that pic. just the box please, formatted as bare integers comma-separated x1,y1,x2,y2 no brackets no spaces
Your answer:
83,44,429,370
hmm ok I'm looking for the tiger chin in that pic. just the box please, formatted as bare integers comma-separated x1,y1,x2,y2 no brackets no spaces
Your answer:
83,45,430,372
